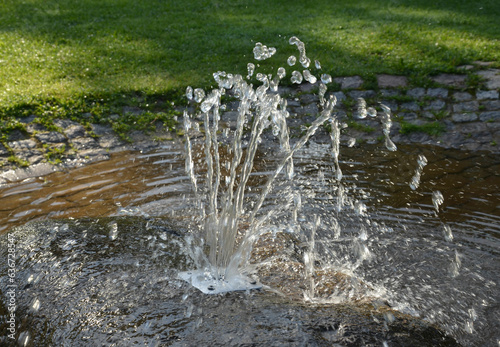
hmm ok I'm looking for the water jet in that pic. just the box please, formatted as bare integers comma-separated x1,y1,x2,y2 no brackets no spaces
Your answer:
178,37,398,295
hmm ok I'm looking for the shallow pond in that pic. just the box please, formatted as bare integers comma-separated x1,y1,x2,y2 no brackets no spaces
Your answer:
0,142,499,346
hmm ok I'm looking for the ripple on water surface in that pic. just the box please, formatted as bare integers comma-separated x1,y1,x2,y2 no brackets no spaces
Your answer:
0,143,499,346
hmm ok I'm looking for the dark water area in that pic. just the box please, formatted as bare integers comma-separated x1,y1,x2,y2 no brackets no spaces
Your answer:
0,142,499,346
1,143,498,238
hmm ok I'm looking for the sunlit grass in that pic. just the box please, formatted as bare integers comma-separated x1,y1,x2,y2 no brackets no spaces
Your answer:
0,0,498,116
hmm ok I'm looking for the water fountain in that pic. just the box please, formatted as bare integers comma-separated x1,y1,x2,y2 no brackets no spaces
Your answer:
177,37,404,296
1,37,499,346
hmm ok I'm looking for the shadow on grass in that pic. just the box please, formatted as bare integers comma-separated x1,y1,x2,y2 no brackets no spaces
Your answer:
0,0,499,104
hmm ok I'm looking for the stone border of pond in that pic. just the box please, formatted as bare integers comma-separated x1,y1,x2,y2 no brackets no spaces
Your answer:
1,66,499,185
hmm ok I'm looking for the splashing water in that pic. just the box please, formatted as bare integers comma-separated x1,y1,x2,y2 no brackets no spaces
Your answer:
247,63,255,79
178,38,403,294
253,42,276,61
321,74,332,84
179,39,344,293
303,69,317,84
432,190,444,213
291,70,303,84
289,36,311,68
174,40,487,347
410,154,428,190
380,104,397,151
356,98,368,119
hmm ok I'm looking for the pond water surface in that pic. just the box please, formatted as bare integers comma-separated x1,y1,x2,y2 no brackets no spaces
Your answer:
0,142,498,346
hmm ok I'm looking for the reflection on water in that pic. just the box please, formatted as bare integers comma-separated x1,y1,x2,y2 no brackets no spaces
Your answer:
2,143,497,237
0,144,189,234
0,142,499,346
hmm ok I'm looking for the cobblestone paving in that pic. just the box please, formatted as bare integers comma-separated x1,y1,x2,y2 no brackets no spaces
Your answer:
1,66,499,183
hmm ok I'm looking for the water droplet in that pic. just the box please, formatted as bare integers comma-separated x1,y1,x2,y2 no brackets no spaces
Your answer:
318,83,327,105
291,71,303,84
320,74,332,84
31,298,40,311
383,311,395,323
194,88,205,103
367,107,377,117
380,104,397,151
303,70,317,84
18,332,30,347
356,98,367,119
464,320,475,334
409,155,428,189
443,224,453,242
247,63,255,79
347,137,356,147
287,55,297,66
253,42,276,61
299,55,311,68
186,86,193,100
109,222,118,241
315,60,321,69
256,72,267,82
277,67,286,79
432,190,444,212
385,139,397,152
417,154,428,166
448,250,461,277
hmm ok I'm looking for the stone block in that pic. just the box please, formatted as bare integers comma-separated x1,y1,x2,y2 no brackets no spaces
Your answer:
53,119,80,129
8,139,37,150
452,101,479,113
480,100,500,111
400,102,420,111
376,74,408,88
122,107,143,115
334,76,363,89
477,90,499,100
295,103,319,116
18,115,36,124
26,123,47,134
64,125,87,139
427,88,448,98
424,100,446,111
98,135,124,149
453,92,473,102
7,129,27,142
90,124,114,136
452,113,478,123
0,144,8,156
400,112,418,121
431,73,467,87
486,122,500,131
348,90,376,100
407,88,426,99
35,131,67,144
380,89,401,97
479,111,500,122
71,137,99,150
477,69,500,89
422,112,436,120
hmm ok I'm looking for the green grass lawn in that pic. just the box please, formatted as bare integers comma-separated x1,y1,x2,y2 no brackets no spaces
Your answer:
0,0,499,136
